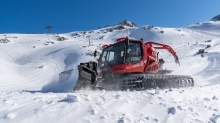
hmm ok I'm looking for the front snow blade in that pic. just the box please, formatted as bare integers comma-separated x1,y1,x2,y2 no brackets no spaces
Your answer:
74,61,99,91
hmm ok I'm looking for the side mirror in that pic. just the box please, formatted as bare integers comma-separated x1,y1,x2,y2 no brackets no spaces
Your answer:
125,38,129,46
94,50,97,57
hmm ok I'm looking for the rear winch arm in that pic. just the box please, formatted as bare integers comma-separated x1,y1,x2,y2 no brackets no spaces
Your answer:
145,42,180,65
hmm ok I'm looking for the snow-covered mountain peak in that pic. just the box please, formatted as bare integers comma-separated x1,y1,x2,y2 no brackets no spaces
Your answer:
211,14,220,21
118,20,137,27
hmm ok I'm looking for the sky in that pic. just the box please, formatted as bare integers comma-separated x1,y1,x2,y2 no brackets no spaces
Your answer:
0,0,220,34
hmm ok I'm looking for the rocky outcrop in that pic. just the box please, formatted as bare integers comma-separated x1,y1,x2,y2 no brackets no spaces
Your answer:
0,39,10,44
119,20,137,27
211,14,220,21
58,37,68,41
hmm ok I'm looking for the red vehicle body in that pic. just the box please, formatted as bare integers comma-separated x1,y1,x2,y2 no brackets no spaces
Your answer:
74,37,193,91
97,37,179,75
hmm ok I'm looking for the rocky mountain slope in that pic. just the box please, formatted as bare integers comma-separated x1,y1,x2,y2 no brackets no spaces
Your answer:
211,14,220,21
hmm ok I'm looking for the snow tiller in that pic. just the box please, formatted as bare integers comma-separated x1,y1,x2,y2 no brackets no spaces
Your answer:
74,37,194,91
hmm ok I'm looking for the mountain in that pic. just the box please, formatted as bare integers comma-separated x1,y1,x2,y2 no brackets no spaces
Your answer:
119,20,137,27
0,20,220,123
211,14,220,21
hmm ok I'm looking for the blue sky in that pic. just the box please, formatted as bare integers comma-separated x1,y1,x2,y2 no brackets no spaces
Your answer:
0,0,220,33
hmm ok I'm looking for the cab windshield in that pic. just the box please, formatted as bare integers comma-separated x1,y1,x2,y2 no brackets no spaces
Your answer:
99,42,125,68
98,41,142,68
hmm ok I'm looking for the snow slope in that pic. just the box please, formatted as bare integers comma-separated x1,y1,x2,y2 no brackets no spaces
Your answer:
0,20,220,123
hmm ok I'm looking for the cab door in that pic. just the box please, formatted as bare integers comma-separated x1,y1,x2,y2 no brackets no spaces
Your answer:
125,42,145,72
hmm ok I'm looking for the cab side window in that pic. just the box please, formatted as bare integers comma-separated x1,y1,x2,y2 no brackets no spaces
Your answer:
127,42,142,64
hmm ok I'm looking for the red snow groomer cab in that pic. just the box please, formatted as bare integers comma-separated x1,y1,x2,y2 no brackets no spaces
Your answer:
74,37,194,91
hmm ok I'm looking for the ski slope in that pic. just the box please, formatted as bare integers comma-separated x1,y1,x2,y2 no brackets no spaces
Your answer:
0,20,220,123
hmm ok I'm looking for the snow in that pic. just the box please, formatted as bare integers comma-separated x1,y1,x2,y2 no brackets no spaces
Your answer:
0,20,220,123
